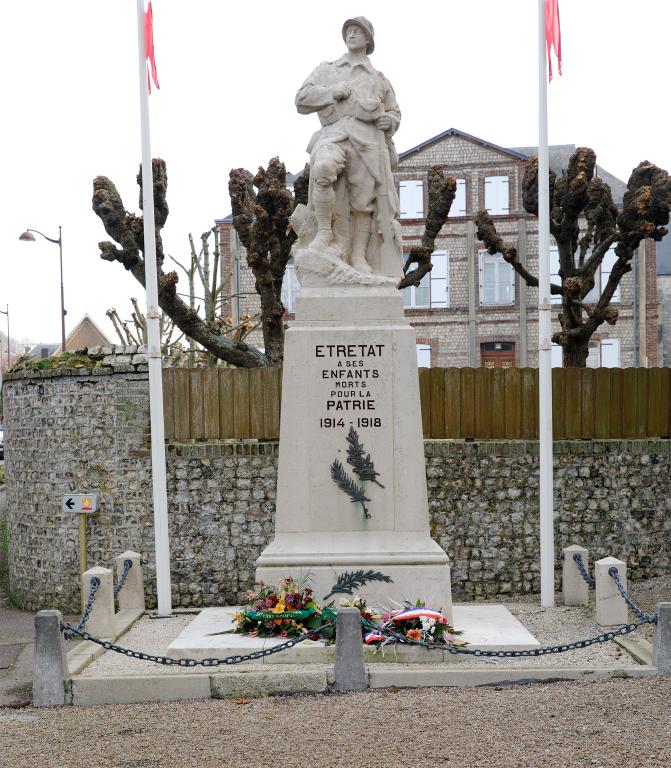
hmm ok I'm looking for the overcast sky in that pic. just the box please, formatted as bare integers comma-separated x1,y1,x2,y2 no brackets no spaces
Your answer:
0,0,668,346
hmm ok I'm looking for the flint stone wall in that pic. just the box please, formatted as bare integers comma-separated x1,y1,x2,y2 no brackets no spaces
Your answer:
3,356,671,611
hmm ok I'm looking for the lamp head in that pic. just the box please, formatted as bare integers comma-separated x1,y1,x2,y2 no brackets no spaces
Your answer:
19,231,36,241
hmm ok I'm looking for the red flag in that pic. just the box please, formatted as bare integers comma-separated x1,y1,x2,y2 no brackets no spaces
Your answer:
145,1,160,93
545,0,562,81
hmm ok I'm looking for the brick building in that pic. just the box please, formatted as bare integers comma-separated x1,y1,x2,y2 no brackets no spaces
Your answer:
217,128,658,367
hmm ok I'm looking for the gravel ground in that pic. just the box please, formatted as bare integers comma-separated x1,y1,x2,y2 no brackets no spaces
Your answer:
1,677,671,768
1,575,668,767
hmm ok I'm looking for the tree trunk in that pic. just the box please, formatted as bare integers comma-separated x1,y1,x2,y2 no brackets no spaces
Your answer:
563,345,589,368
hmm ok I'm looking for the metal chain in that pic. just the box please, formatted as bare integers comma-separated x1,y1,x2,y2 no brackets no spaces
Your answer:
608,567,657,623
573,552,595,587
63,577,101,639
114,559,133,596
360,616,655,658
60,621,334,666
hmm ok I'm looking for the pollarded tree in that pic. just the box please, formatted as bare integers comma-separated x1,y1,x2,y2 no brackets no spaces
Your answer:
93,158,271,368
476,148,671,367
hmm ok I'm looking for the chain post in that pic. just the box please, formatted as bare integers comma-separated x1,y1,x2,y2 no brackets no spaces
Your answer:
563,546,591,606
595,557,628,628
115,551,145,611
80,566,115,639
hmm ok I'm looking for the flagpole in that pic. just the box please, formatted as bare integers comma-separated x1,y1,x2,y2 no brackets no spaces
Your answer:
136,0,172,616
538,0,555,607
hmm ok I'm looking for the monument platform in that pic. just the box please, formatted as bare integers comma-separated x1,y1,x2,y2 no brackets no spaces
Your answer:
166,605,540,664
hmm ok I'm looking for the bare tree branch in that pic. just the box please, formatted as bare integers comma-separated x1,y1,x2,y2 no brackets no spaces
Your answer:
93,158,268,368
476,148,671,366
398,166,456,290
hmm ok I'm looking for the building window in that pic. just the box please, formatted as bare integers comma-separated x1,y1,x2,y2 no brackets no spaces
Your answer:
281,259,301,313
553,338,620,367
448,179,467,217
399,179,424,219
485,175,509,215
600,248,620,303
481,342,515,368
402,251,449,309
549,245,620,305
416,344,432,368
479,250,514,305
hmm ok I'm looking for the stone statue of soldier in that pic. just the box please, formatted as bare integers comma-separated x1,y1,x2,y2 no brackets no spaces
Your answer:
291,17,403,285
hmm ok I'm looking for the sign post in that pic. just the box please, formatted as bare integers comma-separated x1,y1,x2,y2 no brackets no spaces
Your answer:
62,494,98,588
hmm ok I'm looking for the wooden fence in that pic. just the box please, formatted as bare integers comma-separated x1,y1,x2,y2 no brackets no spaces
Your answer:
162,367,671,441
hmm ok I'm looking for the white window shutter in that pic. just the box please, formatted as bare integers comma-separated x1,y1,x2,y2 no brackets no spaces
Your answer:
478,250,485,304
400,179,424,219
430,251,449,308
449,179,467,217
416,344,432,368
600,338,620,367
485,175,509,215
549,246,562,304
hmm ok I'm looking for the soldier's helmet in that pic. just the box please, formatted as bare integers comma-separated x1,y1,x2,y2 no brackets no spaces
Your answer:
342,17,375,55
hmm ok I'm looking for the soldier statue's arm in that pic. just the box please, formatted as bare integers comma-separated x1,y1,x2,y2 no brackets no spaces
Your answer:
296,63,341,115
378,73,401,136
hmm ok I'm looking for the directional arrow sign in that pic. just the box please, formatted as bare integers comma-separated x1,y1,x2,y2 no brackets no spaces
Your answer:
61,494,97,514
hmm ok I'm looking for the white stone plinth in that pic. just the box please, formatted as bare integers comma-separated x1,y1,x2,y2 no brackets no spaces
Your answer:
115,550,145,612
562,544,590,606
595,557,628,628
256,287,452,619
82,566,115,639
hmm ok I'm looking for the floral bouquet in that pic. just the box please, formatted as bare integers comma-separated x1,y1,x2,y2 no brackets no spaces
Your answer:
364,600,467,648
234,577,335,639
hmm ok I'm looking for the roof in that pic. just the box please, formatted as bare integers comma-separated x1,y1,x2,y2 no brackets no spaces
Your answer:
63,314,111,352
27,343,60,358
400,129,628,206
399,127,529,163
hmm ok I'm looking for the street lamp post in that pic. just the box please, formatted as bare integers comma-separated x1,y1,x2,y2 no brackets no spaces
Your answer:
19,226,66,352
0,305,9,368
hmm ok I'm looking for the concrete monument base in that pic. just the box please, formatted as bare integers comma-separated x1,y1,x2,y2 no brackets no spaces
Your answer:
166,606,540,663
255,286,453,620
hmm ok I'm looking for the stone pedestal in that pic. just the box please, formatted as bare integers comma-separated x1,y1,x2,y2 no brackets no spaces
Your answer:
256,286,452,620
